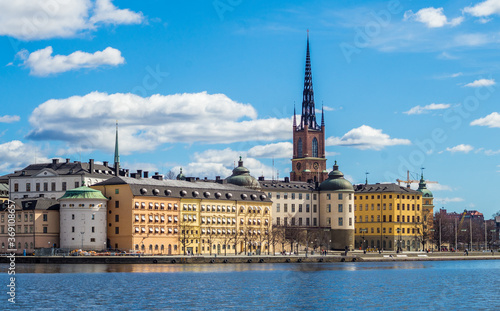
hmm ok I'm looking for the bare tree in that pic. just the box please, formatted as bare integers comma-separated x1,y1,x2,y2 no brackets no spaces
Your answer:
165,170,176,180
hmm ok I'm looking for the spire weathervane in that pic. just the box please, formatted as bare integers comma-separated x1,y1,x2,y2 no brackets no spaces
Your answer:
299,30,319,130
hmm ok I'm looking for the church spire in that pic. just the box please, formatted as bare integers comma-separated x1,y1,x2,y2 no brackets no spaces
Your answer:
114,121,120,176
293,104,297,127
300,30,319,130
321,102,325,127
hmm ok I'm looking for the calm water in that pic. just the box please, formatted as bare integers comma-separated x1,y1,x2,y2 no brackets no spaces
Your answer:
1,260,499,310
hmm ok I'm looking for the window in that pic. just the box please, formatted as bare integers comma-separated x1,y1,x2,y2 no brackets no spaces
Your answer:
377,215,380,222
284,204,288,213
75,181,79,188
313,218,317,226
276,193,281,199
276,217,280,225
306,194,310,200
349,204,352,213
115,189,119,194
397,215,400,222
115,201,119,208
377,227,380,233
338,193,343,200
291,204,295,212
349,218,352,226
291,193,295,200
313,194,317,200
72,214,75,220
284,193,288,199
327,204,331,213
276,203,280,213
389,215,392,222
338,217,343,226
299,218,302,226
62,182,67,191
327,217,331,225
90,238,95,242
306,218,310,226
26,183,31,192
51,182,56,191
306,204,310,212
92,226,95,233
14,183,19,192
91,214,95,220
312,138,318,157
115,215,119,222
383,204,386,210
338,204,343,213
43,183,48,191
383,215,386,222
313,205,317,213
36,183,40,191
299,193,303,200
371,215,374,222
299,204,303,212
284,217,288,225
115,227,119,234
371,204,374,211
297,138,303,158
291,218,295,225
327,194,331,200
43,226,48,233
72,226,75,232
43,214,48,221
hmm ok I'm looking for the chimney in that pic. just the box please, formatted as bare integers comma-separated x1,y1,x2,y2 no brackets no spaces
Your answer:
130,173,137,179
89,159,95,173
258,176,265,181
284,177,290,183
204,177,208,181
216,176,221,181
137,170,142,178
196,177,200,181
52,158,59,165
65,158,70,163
144,171,149,179
103,161,108,167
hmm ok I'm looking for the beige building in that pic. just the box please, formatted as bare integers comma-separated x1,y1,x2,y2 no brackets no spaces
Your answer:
0,198,60,254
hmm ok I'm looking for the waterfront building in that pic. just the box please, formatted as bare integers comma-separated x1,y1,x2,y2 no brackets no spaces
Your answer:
92,170,272,255
354,183,424,251
59,186,108,251
318,162,355,250
290,32,328,183
0,198,59,254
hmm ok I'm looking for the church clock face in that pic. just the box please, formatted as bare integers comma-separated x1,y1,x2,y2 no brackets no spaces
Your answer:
313,162,319,170
296,162,301,170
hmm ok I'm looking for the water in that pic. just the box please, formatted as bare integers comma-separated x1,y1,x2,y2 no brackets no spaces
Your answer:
1,260,499,310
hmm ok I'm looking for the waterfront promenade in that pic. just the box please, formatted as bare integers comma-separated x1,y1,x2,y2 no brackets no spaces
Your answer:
2,250,498,265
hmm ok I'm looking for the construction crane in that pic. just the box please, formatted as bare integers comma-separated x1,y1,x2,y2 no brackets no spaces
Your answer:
396,168,438,188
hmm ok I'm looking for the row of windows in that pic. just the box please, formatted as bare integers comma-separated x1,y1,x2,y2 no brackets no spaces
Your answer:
276,203,316,213
70,226,96,233
354,203,420,211
1,213,48,223
1,242,34,250
13,181,78,192
62,203,102,208
356,227,420,234
273,192,317,200
356,215,421,223
134,214,178,223
356,194,420,200
326,193,352,200
326,204,352,213
276,217,317,227
134,202,178,210
134,227,179,234
1,225,49,233
326,217,352,226
134,244,178,251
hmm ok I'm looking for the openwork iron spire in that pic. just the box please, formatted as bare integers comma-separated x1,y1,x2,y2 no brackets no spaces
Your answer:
114,121,120,170
299,31,320,130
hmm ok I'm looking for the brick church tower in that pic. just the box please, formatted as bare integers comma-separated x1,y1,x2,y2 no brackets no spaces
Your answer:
290,32,328,183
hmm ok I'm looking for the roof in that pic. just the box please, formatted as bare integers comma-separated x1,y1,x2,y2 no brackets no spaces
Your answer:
93,176,272,203
318,162,354,192
259,180,316,192
6,159,117,179
1,198,60,211
59,186,108,200
354,183,421,195
225,158,261,190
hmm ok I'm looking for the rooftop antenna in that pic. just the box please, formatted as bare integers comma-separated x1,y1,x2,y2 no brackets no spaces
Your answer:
365,171,370,185
272,157,275,182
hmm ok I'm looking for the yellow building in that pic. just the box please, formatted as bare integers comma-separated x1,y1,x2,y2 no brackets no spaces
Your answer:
354,183,425,251
93,173,272,255
416,174,434,250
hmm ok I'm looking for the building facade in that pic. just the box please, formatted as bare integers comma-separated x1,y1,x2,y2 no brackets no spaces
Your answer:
59,186,108,251
0,198,60,254
354,183,425,251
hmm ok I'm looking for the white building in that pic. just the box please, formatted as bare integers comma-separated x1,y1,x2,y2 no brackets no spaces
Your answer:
8,158,122,200
59,186,108,251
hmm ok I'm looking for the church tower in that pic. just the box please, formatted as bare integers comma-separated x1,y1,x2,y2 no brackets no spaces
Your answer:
290,32,328,183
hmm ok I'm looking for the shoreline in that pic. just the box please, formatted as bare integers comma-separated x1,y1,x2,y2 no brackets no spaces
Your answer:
1,251,499,264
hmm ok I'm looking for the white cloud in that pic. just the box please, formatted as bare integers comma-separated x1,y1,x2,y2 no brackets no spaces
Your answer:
445,144,474,153
0,140,51,173
90,0,143,25
427,183,452,191
404,7,463,28
404,103,451,115
247,142,292,158
464,0,500,17
17,46,124,76
26,91,291,155
470,112,500,128
484,149,500,156
434,197,464,204
0,0,143,40
0,115,20,123
454,33,493,47
464,78,496,87
326,125,411,150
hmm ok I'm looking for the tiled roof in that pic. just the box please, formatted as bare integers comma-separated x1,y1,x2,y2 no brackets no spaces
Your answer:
259,180,316,191
0,198,60,211
354,183,420,194
6,160,116,179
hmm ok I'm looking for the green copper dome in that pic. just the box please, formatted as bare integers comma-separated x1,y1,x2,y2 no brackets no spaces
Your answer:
416,174,433,198
59,186,108,200
225,157,261,190
176,168,186,180
319,161,354,192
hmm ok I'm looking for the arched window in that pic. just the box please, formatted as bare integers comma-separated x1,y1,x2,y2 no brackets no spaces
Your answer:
312,138,318,157
135,244,139,250
297,138,303,158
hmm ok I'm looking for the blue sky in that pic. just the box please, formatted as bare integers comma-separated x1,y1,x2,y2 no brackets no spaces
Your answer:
1,0,500,218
